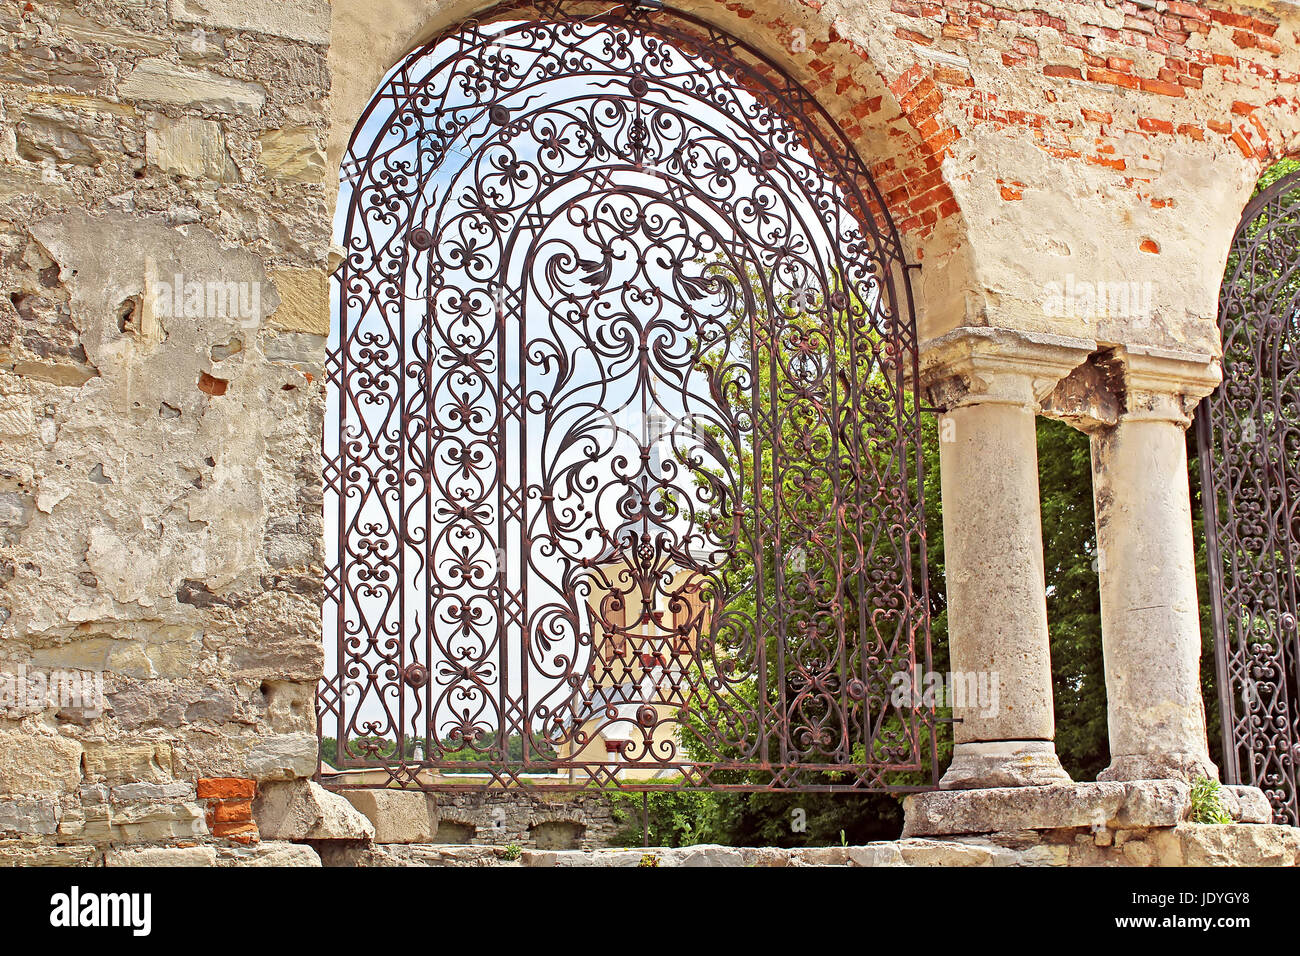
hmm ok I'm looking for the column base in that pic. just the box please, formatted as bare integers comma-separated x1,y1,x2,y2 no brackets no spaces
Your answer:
940,740,1072,790
1099,752,1218,783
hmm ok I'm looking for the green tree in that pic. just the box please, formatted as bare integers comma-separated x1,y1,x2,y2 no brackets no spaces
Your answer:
1037,418,1108,779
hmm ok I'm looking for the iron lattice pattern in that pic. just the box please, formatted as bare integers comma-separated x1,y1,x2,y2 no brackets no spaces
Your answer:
1200,168,1300,824
320,3,934,791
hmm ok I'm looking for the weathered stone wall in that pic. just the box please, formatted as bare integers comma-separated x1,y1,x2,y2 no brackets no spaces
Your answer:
0,0,1298,865
0,0,331,864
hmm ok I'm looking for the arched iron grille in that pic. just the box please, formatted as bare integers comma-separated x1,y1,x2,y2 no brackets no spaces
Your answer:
1199,168,1300,824
320,0,934,791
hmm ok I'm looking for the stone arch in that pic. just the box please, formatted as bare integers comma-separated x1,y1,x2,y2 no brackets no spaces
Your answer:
326,0,976,338
527,811,587,849
431,817,479,843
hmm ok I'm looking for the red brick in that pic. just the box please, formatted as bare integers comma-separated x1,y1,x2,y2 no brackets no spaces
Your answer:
1139,77,1186,97
895,27,932,46
1230,129,1255,157
210,799,253,824
1250,17,1281,38
999,182,1024,201
1139,238,1161,254
1209,9,1253,29
1088,67,1140,90
1087,154,1127,171
933,65,973,86
1166,3,1210,24
1138,117,1174,134
197,372,227,397
197,777,256,800
1043,64,1082,79
213,821,260,844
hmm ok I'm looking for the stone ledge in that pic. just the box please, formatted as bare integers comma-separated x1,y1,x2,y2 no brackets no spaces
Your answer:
902,780,1200,837
302,829,1300,867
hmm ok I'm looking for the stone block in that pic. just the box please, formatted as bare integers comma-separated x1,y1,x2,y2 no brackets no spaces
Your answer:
902,780,1190,837
267,268,329,336
1221,785,1274,824
216,840,322,866
119,59,266,115
105,845,217,867
246,732,318,781
146,114,238,181
897,839,997,867
0,731,83,795
259,126,327,183
671,845,745,867
0,796,60,835
111,780,195,806
168,0,331,45
847,844,907,867
339,789,437,844
81,741,173,785
253,780,375,841
1166,824,1300,867
55,11,173,54
0,841,96,866
110,801,207,843
322,843,508,867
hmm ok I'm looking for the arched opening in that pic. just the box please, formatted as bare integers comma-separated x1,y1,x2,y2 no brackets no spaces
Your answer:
318,1,936,798
1195,159,1300,825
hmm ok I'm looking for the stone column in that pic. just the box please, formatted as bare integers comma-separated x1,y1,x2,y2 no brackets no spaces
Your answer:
1091,347,1222,782
922,329,1094,789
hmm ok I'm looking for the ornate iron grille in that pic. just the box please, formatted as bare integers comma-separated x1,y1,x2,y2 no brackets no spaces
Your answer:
1199,167,1300,825
320,0,934,791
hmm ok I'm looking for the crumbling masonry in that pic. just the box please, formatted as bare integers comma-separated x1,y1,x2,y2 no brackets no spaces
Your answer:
2,0,1300,866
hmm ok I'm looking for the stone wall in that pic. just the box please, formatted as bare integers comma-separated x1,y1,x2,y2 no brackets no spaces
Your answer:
0,0,331,865
0,0,1298,865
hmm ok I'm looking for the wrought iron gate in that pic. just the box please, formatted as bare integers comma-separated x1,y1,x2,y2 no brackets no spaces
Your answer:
1199,167,1300,825
320,1,934,791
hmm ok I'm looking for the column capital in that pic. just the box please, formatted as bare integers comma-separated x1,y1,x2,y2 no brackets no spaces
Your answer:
1102,345,1222,427
917,327,1096,412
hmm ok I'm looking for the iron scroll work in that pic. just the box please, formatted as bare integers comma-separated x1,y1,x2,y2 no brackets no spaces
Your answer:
321,2,935,791
1199,168,1300,825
